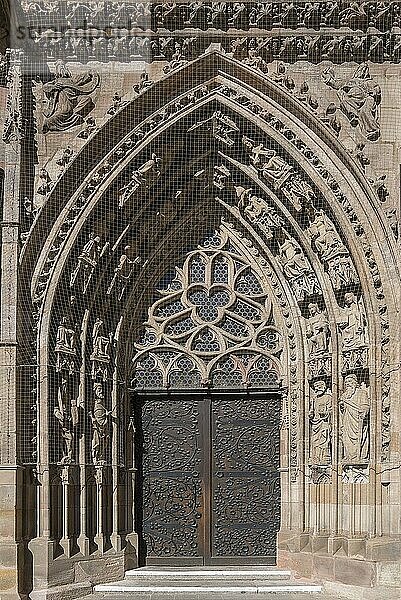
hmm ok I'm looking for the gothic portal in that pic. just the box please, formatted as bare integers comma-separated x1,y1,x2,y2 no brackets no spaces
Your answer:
0,2,401,599
133,231,282,565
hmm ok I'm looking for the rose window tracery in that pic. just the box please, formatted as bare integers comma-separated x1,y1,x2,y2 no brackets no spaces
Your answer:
132,229,283,390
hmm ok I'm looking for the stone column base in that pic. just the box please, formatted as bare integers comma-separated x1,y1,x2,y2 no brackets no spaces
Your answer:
29,536,138,600
278,547,401,598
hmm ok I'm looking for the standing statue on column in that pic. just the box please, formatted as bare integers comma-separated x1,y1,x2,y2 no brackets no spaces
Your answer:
90,318,112,381
90,383,111,466
70,233,104,293
339,374,370,462
309,380,332,464
54,376,75,465
306,303,330,356
338,292,367,349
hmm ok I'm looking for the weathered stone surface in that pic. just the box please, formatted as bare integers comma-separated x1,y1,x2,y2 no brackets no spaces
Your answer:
1,2,401,599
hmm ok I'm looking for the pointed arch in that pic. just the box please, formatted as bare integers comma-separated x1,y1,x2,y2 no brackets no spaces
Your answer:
18,51,401,585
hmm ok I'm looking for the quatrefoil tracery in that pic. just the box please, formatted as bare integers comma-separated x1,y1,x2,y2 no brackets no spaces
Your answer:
134,232,283,388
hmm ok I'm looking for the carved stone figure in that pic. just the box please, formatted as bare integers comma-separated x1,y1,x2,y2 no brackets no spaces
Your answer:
107,246,142,300
282,175,315,211
319,103,342,136
36,168,53,196
370,174,389,203
322,63,381,141
309,380,332,465
306,303,330,357
351,142,370,171
77,116,97,139
338,293,367,349
107,92,124,116
243,48,269,74
119,153,162,207
188,111,240,147
213,164,231,190
163,42,188,73
270,62,295,90
42,61,100,133
278,237,311,279
90,319,112,381
55,317,76,373
339,374,370,462
327,254,358,290
237,186,283,229
308,210,347,261
54,373,79,466
342,464,369,483
56,146,73,170
90,382,111,466
133,71,154,95
242,136,292,184
70,233,104,293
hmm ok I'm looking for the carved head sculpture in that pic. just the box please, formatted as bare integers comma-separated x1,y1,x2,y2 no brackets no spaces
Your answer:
54,60,72,79
308,302,319,316
343,373,358,392
312,380,327,396
93,382,104,401
344,291,356,307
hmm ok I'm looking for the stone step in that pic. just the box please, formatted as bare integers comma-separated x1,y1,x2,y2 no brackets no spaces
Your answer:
125,566,292,581
93,593,323,600
94,579,322,595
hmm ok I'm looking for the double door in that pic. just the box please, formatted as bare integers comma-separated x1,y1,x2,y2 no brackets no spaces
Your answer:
136,394,280,565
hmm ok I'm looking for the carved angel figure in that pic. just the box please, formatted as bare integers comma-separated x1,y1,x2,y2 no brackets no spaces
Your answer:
339,374,370,462
42,61,100,133
322,63,381,141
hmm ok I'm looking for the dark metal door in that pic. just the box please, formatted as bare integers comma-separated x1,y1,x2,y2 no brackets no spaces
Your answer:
137,394,280,565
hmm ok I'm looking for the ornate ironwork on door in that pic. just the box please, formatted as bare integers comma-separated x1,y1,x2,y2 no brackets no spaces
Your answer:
211,397,280,559
138,395,280,565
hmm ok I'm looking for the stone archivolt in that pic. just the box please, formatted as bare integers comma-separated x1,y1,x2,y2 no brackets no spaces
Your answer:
25,55,393,475
6,48,399,599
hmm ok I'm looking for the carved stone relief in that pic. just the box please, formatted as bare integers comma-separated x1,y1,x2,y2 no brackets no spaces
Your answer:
90,382,111,466
107,246,143,300
42,61,100,133
70,233,106,294
308,210,358,290
27,68,388,478
309,380,332,466
339,374,370,463
305,303,331,380
188,111,240,147
90,319,112,382
277,236,322,301
118,153,162,207
322,63,381,141
54,317,79,465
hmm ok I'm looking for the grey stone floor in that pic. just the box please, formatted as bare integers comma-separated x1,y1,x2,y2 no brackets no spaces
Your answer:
88,593,397,600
